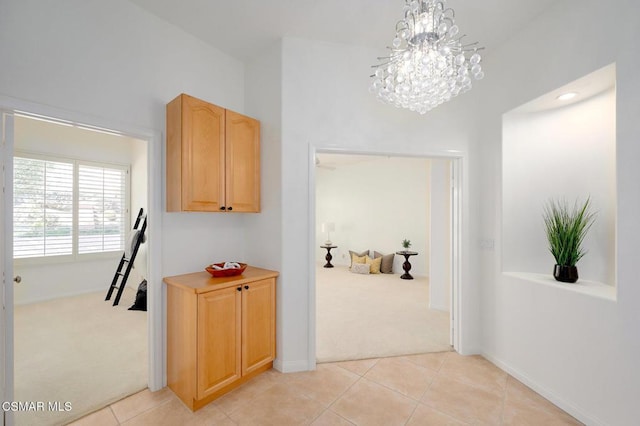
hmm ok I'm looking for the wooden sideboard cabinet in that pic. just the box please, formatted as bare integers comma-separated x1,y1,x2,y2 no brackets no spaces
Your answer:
164,266,277,410
166,93,260,213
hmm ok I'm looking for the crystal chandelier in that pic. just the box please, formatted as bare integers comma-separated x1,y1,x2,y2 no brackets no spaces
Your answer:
370,0,485,114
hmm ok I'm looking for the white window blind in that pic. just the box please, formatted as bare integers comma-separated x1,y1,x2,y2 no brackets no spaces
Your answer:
78,164,126,254
13,157,74,258
13,154,128,260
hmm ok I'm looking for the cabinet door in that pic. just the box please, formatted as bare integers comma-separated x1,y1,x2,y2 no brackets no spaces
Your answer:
225,110,260,213
197,286,241,398
182,94,225,211
241,278,275,375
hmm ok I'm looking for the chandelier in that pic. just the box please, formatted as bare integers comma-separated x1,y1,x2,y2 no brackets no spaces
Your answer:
370,0,484,114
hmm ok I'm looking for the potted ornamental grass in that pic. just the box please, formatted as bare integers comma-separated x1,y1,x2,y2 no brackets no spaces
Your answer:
542,197,596,283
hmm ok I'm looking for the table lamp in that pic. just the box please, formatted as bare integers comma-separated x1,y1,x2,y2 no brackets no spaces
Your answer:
321,222,335,245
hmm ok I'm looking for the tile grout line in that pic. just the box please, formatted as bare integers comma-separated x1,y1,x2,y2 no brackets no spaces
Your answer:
326,368,365,410
438,354,510,398
363,357,440,404
417,368,438,402
223,411,238,425
341,357,381,376
407,360,444,425
418,365,461,420
330,409,356,426
402,401,420,426
314,406,357,426
331,355,447,423
324,374,372,426
276,367,349,412
401,352,452,404
499,375,509,426
306,407,326,425
108,405,120,425
261,366,355,426
401,354,449,373
438,350,453,372
115,396,175,425
323,364,374,424
215,373,282,417
361,373,424,404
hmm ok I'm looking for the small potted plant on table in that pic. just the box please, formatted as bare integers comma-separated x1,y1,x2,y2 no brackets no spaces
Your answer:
542,197,596,283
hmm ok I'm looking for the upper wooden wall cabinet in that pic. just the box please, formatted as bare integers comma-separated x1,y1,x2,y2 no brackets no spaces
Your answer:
166,93,260,212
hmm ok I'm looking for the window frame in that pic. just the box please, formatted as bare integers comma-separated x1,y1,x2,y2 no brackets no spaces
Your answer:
13,150,130,265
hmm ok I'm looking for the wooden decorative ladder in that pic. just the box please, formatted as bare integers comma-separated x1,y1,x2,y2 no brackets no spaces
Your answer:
105,208,147,306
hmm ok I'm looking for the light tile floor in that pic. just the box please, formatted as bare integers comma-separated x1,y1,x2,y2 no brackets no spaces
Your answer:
69,352,582,425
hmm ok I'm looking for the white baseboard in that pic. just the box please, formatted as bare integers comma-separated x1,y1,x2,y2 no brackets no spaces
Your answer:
482,352,606,426
273,358,313,373
428,301,449,312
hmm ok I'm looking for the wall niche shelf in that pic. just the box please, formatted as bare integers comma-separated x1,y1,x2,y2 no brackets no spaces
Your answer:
503,271,616,302
501,64,617,291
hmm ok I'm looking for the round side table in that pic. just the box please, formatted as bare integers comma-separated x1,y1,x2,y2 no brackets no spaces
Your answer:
395,251,418,279
320,245,338,268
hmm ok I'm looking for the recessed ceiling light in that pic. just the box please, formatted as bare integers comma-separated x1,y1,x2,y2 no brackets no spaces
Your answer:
557,92,578,101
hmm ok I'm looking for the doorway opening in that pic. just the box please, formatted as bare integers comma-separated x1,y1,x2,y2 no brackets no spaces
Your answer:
1,105,161,425
311,151,461,363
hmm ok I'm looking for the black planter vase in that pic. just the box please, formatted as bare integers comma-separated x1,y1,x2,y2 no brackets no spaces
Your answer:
553,264,579,283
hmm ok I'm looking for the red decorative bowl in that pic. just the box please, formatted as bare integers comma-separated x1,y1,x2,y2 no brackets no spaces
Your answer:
205,262,247,277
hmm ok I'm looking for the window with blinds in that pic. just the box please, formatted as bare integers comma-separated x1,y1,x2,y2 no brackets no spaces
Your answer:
78,164,126,254
13,154,128,260
13,157,74,258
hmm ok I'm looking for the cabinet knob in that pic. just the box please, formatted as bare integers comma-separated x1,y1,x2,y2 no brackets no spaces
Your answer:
237,287,242,292
220,206,226,211
244,285,249,290
227,206,233,211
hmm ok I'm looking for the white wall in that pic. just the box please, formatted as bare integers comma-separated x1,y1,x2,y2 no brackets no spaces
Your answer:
503,87,616,285
476,1,640,424
243,41,284,367
0,0,249,280
243,41,283,271
429,159,451,311
315,156,429,277
14,117,134,163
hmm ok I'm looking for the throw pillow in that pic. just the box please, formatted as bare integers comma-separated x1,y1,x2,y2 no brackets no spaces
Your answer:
349,250,369,267
351,254,367,267
365,256,382,274
351,263,370,274
374,251,395,274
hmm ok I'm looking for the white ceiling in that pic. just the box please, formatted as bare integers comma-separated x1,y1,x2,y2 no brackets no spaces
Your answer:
129,0,557,62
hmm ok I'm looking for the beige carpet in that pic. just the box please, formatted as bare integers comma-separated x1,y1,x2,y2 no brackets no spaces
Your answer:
316,265,451,362
14,287,147,426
